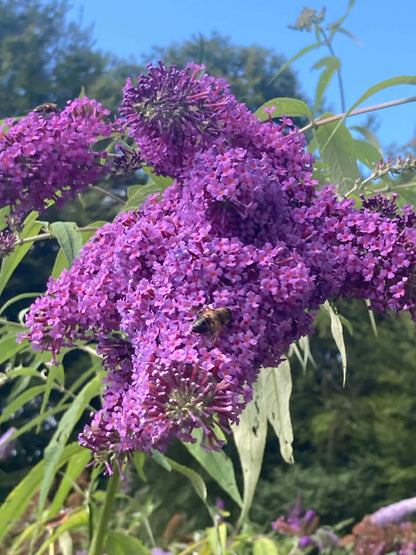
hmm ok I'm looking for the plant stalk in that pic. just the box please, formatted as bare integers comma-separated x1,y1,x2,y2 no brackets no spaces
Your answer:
88,467,120,555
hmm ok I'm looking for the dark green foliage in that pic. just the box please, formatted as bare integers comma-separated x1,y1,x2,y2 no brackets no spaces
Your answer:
253,301,416,524
0,0,143,115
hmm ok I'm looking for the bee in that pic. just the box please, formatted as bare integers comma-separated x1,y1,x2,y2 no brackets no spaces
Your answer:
32,102,60,115
192,307,232,339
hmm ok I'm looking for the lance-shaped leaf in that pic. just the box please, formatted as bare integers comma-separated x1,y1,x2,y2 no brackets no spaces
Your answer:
261,362,295,464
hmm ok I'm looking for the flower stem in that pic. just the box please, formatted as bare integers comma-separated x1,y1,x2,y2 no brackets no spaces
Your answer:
88,467,120,555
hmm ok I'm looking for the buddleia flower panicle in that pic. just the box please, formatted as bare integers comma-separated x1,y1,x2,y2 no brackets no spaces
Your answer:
0,97,115,220
21,63,416,471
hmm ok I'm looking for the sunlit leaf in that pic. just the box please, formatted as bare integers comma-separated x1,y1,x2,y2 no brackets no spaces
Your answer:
261,363,294,464
315,113,360,195
206,522,227,553
232,376,267,524
254,98,313,122
353,138,384,169
253,536,280,555
322,301,347,385
351,125,383,153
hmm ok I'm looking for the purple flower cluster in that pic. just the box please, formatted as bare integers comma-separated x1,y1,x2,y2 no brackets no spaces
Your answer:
0,97,114,221
22,63,416,468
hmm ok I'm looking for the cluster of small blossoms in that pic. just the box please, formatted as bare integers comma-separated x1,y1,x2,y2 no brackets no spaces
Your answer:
0,97,114,222
22,62,416,467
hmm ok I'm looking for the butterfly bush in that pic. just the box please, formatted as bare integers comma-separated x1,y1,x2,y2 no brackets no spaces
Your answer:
21,62,416,471
0,97,115,222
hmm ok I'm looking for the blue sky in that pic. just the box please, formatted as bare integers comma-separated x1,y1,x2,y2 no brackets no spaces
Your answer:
66,0,415,151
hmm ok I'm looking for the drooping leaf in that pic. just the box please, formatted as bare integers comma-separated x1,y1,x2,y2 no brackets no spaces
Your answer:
322,301,348,385
353,139,384,169
315,114,360,195
185,428,243,507
49,221,83,267
335,26,362,45
261,363,295,464
166,457,207,504
232,376,267,524
351,125,383,153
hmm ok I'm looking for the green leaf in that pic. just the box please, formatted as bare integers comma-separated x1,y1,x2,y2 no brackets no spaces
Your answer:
351,126,383,153
365,299,378,337
51,221,106,278
150,449,172,471
261,362,294,464
322,301,347,385
0,332,28,364
268,42,322,83
336,0,356,25
0,211,42,296
336,26,362,46
133,451,147,482
331,76,416,140
232,375,268,525
122,181,170,212
206,522,227,554
315,114,360,196
253,536,280,555
289,336,316,373
39,373,104,513
254,98,313,122
51,247,70,278
106,531,151,555
353,139,384,169
184,429,243,507
142,166,174,189
312,56,341,111
0,385,46,425
0,292,42,316
0,442,83,544
166,457,207,504
50,221,83,267
48,447,91,516
352,76,416,112
33,510,89,555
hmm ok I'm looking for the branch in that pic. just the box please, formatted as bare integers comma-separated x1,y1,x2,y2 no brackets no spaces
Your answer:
300,96,416,133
